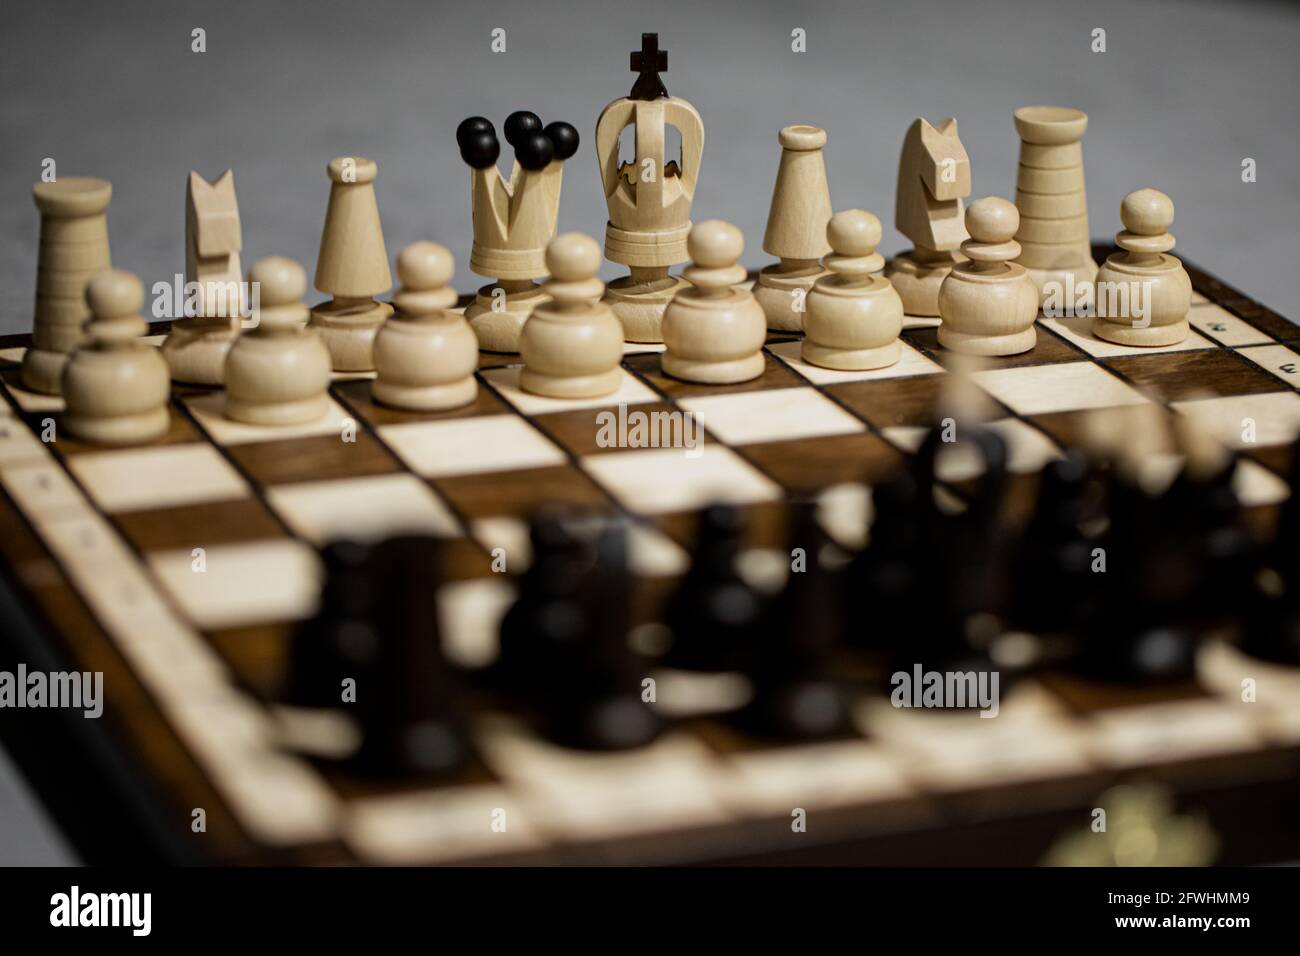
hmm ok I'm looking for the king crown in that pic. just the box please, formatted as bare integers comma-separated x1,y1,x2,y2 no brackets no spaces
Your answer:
457,112,580,279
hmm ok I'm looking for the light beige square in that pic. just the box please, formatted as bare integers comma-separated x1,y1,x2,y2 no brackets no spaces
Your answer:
68,443,248,513
148,539,322,630
1040,314,1214,358
1233,458,1290,506
0,417,50,469
1083,699,1262,768
1187,304,1272,347
2,378,63,413
972,361,1149,416
678,387,864,445
437,576,516,669
860,683,1093,789
882,418,1062,478
184,391,354,445
481,366,658,415
717,739,912,816
344,784,544,864
581,445,782,514
1236,343,1300,387
766,339,942,386
267,473,462,543
477,721,732,841
1,460,90,523
1173,392,1300,449
379,414,566,478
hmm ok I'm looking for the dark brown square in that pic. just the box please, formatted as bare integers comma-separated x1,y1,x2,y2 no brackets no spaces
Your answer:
431,464,613,519
49,400,204,455
1102,349,1285,402
1025,410,1101,450
226,432,398,486
112,496,288,553
624,351,804,398
903,323,1084,369
653,500,791,550
739,432,904,494
825,374,1007,429
331,377,508,427
1243,442,1294,479
532,401,703,457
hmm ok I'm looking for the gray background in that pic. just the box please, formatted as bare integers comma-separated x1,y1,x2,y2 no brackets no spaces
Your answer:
1,0,1297,864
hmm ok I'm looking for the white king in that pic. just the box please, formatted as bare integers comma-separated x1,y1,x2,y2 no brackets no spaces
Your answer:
594,33,705,343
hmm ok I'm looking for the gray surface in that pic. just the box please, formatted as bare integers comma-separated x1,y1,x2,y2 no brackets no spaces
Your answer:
1,0,1298,864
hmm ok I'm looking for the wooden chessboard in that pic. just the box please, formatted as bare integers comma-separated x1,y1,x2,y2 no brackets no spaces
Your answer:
2,244,1300,865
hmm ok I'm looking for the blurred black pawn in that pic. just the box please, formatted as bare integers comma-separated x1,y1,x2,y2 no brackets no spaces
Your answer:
662,503,763,672
496,509,591,692
1072,469,1201,684
351,536,474,777
734,502,851,740
541,522,663,751
286,539,377,709
843,466,932,657
1011,450,1101,636
1240,445,1300,665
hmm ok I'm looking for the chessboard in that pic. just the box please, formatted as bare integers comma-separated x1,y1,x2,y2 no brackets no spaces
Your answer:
2,246,1300,866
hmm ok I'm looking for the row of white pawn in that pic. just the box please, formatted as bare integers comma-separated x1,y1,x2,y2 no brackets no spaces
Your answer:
61,257,339,444
62,187,1188,445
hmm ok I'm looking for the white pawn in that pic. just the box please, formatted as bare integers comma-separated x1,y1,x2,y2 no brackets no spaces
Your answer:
373,242,478,410
62,270,171,444
802,210,904,370
1092,189,1191,347
224,257,332,424
937,197,1039,356
662,220,766,384
520,234,623,398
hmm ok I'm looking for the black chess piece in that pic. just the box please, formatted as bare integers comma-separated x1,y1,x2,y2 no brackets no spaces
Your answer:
538,522,664,751
1071,466,1202,684
1011,450,1101,635
543,121,581,161
1166,449,1258,624
495,509,591,692
662,503,763,672
285,539,377,709
456,116,501,169
734,502,851,740
858,424,1023,706
1240,446,1300,665
351,536,475,777
843,465,931,658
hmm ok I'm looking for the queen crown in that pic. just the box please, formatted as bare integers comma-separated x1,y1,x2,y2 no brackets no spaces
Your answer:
457,112,580,280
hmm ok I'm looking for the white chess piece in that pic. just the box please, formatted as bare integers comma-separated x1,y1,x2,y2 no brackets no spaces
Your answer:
1092,189,1191,347
519,233,624,398
937,197,1039,356
224,257,332,425
802,210,903,370
373,242,479,411
661,220,766,384
62,270,171,444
